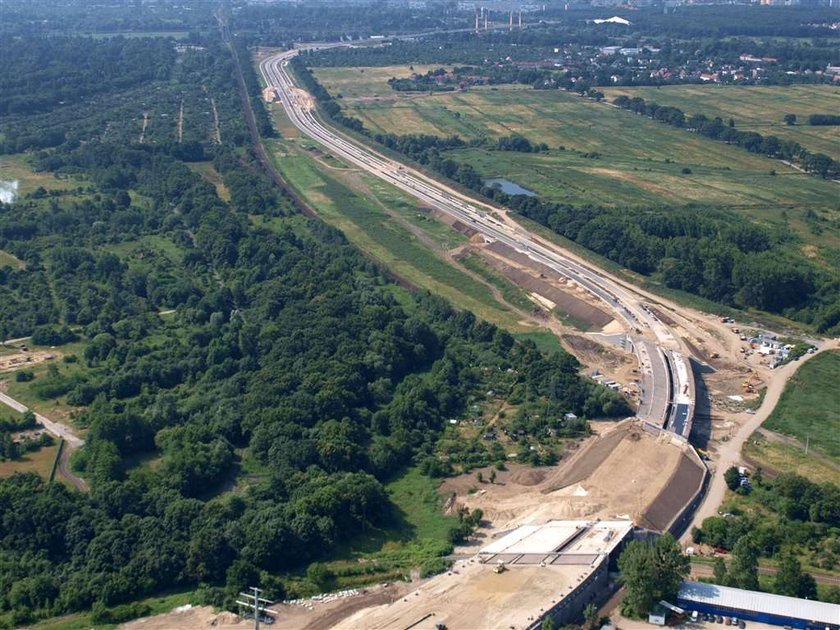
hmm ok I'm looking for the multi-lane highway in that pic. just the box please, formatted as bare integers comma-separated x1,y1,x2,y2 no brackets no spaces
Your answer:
259,48,695,437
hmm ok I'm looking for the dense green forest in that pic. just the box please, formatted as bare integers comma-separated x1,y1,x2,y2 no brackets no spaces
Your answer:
291,60,840,333
0,28,626,628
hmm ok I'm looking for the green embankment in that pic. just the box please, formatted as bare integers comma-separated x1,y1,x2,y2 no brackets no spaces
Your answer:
762,350,840,464
267,130,539,332
285,467,457,594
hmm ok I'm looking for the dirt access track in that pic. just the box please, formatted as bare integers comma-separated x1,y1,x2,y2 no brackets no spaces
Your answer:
440,420,703,535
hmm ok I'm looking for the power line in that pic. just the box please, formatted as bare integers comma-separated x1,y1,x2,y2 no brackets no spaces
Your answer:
236,586,276,628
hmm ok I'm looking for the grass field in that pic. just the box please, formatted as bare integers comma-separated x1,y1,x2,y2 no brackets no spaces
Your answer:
28,590,194,630
762,350,840,465
0,249,24,269
0,154,86,196
282,467,457,596
4,341,90,428
188,162,231,201
106,234,186,265
315,65,451,100
311,75,840,270
603,84,840,162
0,443,59,480
744,432,839,485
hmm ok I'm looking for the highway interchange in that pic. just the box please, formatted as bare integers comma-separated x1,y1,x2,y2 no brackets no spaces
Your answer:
260,47,695,437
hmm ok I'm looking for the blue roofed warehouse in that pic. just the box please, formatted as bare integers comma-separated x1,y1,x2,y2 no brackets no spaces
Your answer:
677,581,840,630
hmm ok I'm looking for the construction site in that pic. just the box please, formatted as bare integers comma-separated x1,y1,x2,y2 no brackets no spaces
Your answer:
333,520,635,630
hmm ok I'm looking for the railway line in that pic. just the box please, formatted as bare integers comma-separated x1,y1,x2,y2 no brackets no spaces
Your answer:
259,47,695,438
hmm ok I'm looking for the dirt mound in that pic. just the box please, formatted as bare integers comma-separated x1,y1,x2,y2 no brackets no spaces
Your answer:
211,612,243,626
118,606,245,630
509,468,547,486
455,422,687,531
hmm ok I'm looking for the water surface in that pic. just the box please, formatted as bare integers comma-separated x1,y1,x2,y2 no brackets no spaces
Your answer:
483,178,536,197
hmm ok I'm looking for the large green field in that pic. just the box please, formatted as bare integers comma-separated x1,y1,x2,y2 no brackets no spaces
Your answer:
763,350,840,465
313,73,840,270
602,84,840,162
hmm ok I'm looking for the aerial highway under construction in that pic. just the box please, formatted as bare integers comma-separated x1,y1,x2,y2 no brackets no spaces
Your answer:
259,47,695,439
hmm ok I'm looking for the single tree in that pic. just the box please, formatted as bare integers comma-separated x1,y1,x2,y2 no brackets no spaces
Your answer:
584,603,599,630
783,113,797,126
489,469,496,484
724,466,742,491
728,537,759,590
618,534,689,617
774,550,802,596
798,572,817,599
713,556,728,585
476,471,483,483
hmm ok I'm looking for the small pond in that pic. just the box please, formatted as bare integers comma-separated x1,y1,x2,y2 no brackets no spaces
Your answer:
483,177,537,197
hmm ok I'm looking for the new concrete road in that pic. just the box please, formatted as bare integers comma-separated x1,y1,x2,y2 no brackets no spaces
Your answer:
260,47,692,432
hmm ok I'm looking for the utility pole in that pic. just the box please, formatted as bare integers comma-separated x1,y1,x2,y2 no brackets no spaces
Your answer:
236,586,276,629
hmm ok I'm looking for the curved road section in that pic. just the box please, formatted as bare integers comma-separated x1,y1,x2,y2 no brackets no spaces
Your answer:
261,48,696,436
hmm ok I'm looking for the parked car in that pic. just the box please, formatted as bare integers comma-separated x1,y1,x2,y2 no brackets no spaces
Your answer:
716,616,724,624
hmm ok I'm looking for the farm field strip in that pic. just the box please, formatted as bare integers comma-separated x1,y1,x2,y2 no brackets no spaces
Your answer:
603,84,840,162
314,65,452,99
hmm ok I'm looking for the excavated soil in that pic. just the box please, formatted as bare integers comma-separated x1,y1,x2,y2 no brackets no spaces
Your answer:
440,422,685,533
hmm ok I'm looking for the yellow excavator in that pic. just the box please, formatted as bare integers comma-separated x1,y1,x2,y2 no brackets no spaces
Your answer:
741,371,759,394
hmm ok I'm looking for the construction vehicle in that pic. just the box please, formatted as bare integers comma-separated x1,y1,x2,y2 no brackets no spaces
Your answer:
741,371,759,394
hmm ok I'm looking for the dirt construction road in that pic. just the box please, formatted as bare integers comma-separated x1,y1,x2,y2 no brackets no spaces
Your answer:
682,340,840,542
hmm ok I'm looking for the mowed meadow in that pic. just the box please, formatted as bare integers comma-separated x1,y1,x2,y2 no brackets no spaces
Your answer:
314,68,840,269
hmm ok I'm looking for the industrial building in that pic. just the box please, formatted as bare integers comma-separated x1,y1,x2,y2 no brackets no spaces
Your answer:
332,519,635,630
677,581,840,630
